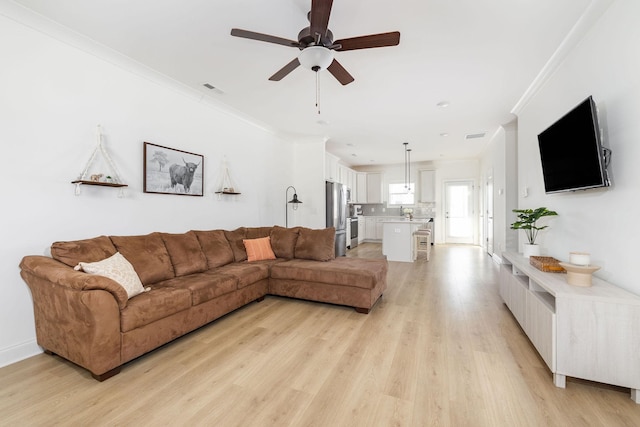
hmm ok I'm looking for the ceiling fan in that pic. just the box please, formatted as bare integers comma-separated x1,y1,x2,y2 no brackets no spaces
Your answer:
230,0,400,85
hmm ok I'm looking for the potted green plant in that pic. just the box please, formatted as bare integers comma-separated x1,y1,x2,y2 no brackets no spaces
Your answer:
510,207,558,257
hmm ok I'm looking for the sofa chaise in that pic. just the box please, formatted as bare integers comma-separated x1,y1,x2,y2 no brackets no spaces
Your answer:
19,226,387,380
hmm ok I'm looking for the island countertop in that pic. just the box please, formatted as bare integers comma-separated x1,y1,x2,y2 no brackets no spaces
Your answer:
381,218,432,224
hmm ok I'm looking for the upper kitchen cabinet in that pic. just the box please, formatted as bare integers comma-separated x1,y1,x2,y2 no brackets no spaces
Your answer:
366,172,384,204
354,172,384,204
325,152,339,182
356,173,367,203
419,169,435,203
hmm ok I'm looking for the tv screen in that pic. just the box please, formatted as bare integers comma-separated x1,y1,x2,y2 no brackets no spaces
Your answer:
537,96,610,193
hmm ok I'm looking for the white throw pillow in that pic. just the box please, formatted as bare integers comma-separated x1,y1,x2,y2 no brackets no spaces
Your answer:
75,252,148,299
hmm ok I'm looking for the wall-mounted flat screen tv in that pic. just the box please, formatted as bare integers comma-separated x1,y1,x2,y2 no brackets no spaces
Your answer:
537,96,610,193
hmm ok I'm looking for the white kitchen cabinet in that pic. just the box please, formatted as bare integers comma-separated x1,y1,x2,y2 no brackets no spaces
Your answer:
347,169,356,197
364,217,377,240
366,172,383,203
501,251,640,402
337,164,346,185
356,173,367,203
419,169,435,202
358,216,365,243
325,153,339,182
375,217,385,240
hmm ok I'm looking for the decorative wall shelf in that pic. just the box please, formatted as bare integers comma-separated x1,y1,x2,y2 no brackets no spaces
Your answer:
214,157,240,199
214,190,241,195
73,125,127,197
71,180,128,188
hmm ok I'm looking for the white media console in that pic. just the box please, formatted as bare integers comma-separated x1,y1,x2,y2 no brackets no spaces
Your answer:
500,251,640,403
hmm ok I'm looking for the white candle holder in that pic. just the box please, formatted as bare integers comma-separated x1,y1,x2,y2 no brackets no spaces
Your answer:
569,252,590,266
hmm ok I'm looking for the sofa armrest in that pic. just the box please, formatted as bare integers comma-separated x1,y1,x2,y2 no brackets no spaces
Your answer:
20,255,123,377
20,255,129,309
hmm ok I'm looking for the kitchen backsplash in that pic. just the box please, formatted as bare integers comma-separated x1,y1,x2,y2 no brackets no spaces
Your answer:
356,202,435,217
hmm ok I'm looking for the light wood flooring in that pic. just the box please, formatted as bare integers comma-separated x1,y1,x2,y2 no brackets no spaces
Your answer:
2,244,640,426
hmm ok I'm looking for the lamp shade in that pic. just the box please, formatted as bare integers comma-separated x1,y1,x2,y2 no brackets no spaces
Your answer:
288,194,302,204
298,46,334,71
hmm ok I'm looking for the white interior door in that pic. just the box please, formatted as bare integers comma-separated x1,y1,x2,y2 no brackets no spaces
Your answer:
444,181,474,244
486,175,494,255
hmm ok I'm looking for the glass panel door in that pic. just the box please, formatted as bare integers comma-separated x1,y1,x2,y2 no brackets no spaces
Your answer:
444,181,474,244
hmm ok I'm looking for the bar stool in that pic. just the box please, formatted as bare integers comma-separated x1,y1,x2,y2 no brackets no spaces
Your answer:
413,228,431,261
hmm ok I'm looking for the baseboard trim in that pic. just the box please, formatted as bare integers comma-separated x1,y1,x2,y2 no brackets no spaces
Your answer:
0,339,42,368
491,253,504,265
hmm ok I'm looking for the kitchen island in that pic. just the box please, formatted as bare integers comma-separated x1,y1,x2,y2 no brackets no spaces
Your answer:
382,219,432,262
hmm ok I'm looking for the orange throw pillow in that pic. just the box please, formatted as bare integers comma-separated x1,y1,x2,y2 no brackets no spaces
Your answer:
243,237,276,262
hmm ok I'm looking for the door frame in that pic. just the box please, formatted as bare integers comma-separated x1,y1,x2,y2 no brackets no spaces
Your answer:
443,179,478,245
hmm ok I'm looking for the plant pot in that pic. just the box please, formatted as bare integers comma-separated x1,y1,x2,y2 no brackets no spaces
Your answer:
523,243,541,258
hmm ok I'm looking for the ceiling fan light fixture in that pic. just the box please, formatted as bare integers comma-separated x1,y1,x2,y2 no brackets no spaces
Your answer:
298,46,334,71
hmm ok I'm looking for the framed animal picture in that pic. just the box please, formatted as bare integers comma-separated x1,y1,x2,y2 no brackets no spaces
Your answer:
143,142,204,196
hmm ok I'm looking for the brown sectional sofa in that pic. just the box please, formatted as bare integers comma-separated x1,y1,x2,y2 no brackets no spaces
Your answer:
19,226,387,381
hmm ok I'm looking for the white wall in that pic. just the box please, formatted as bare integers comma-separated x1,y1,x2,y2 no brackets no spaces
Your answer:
515,0,640,293
292,139,327,229
481,123,518,260
0,10,296,366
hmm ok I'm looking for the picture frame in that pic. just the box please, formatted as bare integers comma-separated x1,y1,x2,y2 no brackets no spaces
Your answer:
143,142,204,196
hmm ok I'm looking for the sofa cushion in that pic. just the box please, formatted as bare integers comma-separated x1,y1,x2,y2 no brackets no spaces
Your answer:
270,258,387,290
120,284,192,332
51,236,117,268
246,226,273,239
224,227,248,262
160,231,208,276
270,226,300,259
215,261,271,289
157,272,238,306
110,233,175,285
74,252,148,299
244,237,276,262
193,230,235,268
294,227,335,261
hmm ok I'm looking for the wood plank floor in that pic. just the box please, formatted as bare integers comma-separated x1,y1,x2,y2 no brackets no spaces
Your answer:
2,244,640,426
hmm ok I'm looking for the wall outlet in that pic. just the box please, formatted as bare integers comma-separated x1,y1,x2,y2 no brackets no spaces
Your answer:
382,207,385,212
371,207,374,212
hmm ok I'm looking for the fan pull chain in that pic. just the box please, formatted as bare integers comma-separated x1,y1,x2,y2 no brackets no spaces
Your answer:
315,71,321,115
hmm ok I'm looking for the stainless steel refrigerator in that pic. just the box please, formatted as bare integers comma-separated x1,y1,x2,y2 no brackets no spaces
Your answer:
326,181,347,257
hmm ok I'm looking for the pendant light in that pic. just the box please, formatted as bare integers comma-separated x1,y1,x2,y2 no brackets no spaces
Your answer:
403,142,412,192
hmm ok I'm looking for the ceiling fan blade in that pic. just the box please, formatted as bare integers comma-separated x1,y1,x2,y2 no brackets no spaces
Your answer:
310,0,333,40
269,58,301,81
334,31,401,51
327,59,354,85
231,28,301,48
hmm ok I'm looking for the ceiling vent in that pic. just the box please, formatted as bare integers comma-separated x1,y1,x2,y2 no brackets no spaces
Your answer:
465,132,486,140
202,83,224,94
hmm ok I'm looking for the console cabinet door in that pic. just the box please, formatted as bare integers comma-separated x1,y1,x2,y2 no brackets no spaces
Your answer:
499,264,511,306
509,274,528,330
526,290,556,371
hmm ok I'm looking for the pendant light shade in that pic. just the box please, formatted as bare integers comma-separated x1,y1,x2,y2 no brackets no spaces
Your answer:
298,46,334,71
403,142,411,191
